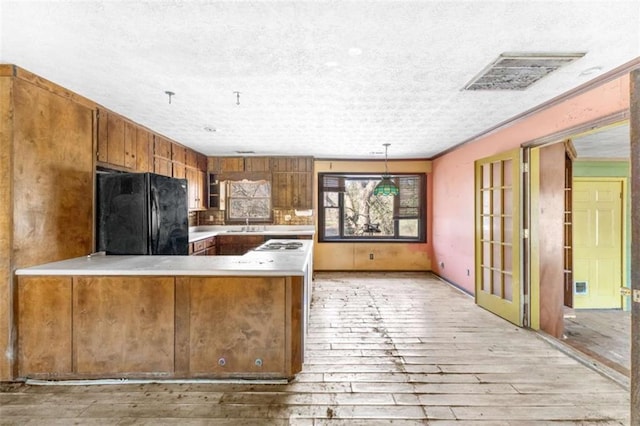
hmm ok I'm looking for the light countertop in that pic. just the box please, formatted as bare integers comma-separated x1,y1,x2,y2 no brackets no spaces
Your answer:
16,240,313,277
188,225,315,243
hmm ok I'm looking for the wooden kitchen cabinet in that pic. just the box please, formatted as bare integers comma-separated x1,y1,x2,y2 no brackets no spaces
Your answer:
17,273,303,380
209,156,271,173
96,109,136,170
271,157,313,209
135,127,152,172
73,276,175,375
153,136,173,177
177,276,287,377
191,236,215,255
18,276,73,377
216,234,265,255
186,167,206,210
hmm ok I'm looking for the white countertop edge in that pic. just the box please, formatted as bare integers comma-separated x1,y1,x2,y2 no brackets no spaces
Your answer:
15,240,313,277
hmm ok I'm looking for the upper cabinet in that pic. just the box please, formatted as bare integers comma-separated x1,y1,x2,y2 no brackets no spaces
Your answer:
207,156,314,210
97,109,152,174
271,157,314,209
209,156,270,173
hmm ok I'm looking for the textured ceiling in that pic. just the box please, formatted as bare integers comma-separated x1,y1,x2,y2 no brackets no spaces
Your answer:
1,1,639,159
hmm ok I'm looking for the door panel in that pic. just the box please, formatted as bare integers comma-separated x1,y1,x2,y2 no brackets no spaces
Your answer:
475,148,522,326
572,179,622,309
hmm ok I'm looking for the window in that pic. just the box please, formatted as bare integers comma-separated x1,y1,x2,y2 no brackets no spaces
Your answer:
318,173,426,242
226,179,272,222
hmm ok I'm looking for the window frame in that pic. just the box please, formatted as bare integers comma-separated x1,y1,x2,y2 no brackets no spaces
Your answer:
318,172,427,243
225,179,273,223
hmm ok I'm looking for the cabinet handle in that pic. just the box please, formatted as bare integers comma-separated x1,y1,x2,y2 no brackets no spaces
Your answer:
254,358,263,367
218,357,226,366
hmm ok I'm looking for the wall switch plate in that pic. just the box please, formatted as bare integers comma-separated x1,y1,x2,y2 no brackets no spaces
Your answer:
633,289,640,303
369,253,374,260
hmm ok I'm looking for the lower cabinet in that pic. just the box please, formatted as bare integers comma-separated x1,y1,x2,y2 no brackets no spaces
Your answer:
190,236,216,255
216,235,264,255
176,277,288,377
17,274,303,380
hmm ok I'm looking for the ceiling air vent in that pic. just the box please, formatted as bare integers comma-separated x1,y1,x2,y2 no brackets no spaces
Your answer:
463,52,586,91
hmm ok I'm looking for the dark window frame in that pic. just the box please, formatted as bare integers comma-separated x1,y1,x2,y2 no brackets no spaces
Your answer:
318,172,427,243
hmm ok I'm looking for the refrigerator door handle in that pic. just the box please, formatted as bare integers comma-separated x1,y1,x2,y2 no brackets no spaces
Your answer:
150,187,160,253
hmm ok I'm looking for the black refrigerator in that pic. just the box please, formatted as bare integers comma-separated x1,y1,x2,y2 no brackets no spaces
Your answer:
97,172,189,255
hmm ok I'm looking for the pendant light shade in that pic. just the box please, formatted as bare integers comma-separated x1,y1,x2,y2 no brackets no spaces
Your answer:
373,143,399,196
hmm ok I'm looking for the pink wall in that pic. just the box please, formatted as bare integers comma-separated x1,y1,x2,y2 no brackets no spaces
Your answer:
431,75,631,294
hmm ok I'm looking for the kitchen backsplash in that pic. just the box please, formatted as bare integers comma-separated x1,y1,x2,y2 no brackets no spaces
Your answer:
196,208,314,226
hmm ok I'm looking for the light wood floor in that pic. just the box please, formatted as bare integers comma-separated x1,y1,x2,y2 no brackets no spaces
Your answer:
563,308,631,376
0,272,630,425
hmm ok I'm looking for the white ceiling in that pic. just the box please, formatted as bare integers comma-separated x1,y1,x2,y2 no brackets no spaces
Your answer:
1,1,639,159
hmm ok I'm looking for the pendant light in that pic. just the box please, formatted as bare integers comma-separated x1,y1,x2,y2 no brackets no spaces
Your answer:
373,143,399,196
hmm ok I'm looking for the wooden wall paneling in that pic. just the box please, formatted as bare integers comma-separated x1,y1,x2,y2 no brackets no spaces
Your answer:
0,76,12,380
18,276,72,377
538,143,566,338
154,157,172,177
73,276,175,375
186,276,286,376
12,78,94,269
135,127,152,172
272,172,290,208
106,113,125,167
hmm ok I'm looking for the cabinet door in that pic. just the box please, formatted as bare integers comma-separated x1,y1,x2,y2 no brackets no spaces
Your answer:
245,156,270,172
124,121,136,170
136,127,152,172
186,149,198,168
197,170,207,209
183,277,286,375
154,136,172,159
172,143,187,164
173,162,186,179
106,113,125,167
154,157,172,177
96,108,108,163
74,276,175,375
219,157,245,172
185,167,198,210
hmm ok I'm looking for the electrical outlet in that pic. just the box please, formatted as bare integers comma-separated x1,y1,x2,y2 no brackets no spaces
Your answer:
369,253,374,260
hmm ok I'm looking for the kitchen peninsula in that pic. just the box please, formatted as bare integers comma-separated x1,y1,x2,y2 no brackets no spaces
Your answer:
15,238,313,381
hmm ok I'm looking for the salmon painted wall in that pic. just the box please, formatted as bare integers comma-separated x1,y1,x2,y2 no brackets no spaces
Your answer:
432,75,631,294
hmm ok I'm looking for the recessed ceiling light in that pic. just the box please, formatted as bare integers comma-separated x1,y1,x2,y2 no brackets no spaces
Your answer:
203,126,216,132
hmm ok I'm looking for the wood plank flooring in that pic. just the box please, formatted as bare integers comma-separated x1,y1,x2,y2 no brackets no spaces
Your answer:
0,272,630,425
563,308,631,376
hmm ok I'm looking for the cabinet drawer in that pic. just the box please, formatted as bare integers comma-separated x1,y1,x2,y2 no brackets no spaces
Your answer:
193,240,206,253
205,237,216,248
